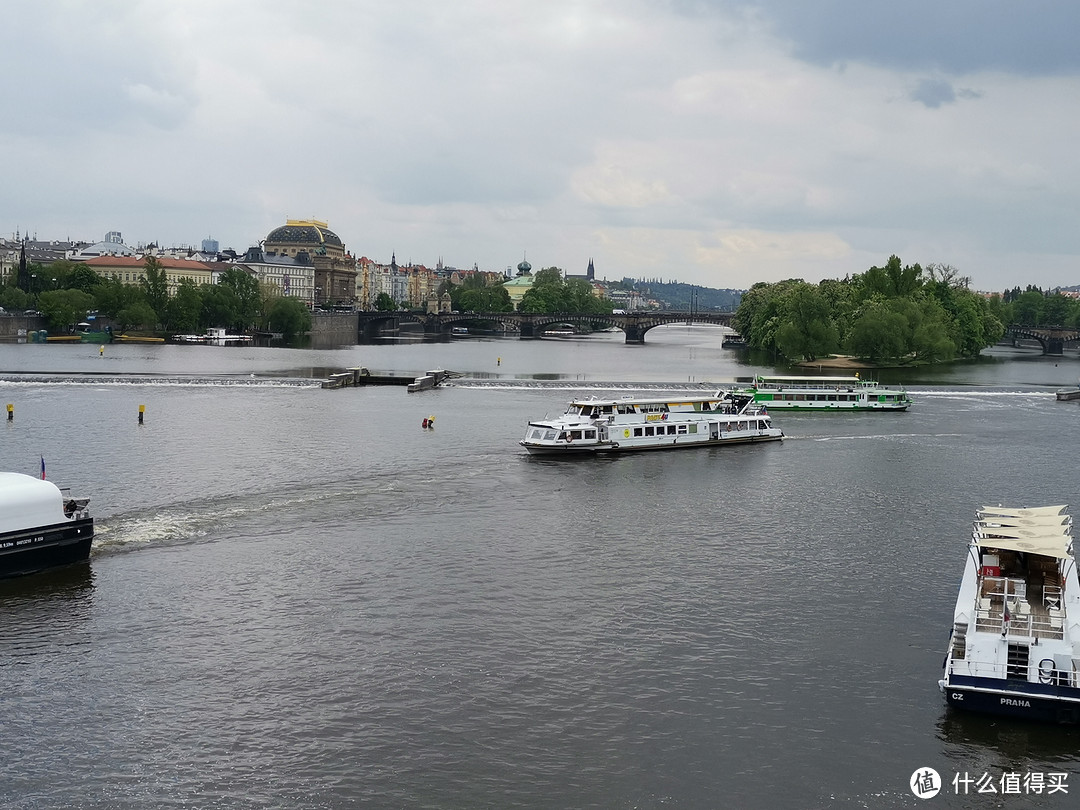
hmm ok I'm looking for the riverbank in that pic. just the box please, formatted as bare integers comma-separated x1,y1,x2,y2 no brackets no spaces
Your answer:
796,355,875,370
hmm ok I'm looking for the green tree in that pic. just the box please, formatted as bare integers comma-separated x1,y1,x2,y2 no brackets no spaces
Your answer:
38,289,96,332
116,301,159,332
732,279,804,353
1012,290,1044,326
457,284,512,312
452,274,514,312
773,282,839,361
268,296,313,339
374,292,398,311
0,285,32,311
848,304,908,362
66,264,104,294
516,267,613,315
200,283,240,328
166,279,203,333
1041,293,1075,327
140,256,168,324
217,267,261,330
92,278,145,320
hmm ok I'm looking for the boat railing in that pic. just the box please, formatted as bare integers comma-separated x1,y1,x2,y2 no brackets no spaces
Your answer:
974,600,1065,641
950,655,1077,687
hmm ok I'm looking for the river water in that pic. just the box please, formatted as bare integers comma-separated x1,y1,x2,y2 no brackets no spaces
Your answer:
2,327,1079,809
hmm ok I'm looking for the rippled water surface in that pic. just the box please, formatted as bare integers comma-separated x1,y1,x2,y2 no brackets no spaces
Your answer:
2,332,1080,808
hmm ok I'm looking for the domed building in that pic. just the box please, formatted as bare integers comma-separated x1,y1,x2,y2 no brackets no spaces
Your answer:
502,255,535,310
264,219,346,260
262,219,356,306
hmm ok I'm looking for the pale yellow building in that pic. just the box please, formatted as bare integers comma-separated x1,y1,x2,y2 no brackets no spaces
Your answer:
84,255,214,294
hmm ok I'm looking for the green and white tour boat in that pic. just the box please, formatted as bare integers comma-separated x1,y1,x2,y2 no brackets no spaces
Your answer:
735,375,912,411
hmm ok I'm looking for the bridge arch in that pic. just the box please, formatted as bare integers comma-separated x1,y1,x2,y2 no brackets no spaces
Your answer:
1005,324,1080,356
354,311,735,343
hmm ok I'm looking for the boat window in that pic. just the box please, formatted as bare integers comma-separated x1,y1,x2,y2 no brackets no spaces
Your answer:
543,429,557,441
570,430,583,440
633,427,643,437
645,426,655,436
584,429,596,440
688,424,697,434
667,425,677,435
676,424,688,434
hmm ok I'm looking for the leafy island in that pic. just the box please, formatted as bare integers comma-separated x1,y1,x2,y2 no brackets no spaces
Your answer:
734,256,1011,367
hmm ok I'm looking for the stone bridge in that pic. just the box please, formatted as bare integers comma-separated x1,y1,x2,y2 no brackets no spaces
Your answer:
355,310,734,344
1005,324,1080,356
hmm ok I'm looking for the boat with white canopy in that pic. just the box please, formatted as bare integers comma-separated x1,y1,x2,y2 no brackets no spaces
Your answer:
0,472,94,578
939,504,1080,723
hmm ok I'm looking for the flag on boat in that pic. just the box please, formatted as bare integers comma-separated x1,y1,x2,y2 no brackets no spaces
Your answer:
40,455,46,480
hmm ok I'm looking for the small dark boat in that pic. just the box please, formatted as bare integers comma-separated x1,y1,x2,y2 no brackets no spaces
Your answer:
1056,383,1080,401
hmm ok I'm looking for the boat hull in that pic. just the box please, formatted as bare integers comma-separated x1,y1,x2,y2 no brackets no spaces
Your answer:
753,402,909,411
520,433,783,455
0,517,94,579
941,675,1080,724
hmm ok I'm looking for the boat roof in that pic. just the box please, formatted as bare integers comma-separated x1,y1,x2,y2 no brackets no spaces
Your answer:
0,472,68,534
974,505,1073,559
756,375,863,382
567,394,730,407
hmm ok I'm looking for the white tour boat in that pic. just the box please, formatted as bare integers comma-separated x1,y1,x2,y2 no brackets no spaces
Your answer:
519,391,783,455
939,504,1080,724
735,375,912,411
174,327,253,345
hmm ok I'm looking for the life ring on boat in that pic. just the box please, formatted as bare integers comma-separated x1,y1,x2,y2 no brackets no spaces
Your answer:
566,433,573,442
624,429,630,438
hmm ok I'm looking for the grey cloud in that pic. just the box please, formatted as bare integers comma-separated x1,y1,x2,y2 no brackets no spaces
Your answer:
910,78,956,108
727,0,1080,76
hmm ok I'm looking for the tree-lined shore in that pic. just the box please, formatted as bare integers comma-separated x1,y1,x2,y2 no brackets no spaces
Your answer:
732,256,1009,365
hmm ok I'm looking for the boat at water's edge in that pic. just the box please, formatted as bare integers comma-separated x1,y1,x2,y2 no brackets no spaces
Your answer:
173,327,253,345
939,504,1080,724
1056,384,1080,401
520,391,783,455
0,472,94,579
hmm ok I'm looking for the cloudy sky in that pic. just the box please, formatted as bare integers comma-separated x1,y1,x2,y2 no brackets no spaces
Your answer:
3,1,1079,292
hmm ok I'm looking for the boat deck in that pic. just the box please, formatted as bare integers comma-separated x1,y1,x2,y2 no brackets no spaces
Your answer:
973,574,1065,640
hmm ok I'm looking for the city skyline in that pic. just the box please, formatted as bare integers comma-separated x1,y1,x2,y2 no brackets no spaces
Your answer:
4,2,1080,293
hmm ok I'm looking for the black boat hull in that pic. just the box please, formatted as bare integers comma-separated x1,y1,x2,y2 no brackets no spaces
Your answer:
0,517,94,579
943,676,1080,724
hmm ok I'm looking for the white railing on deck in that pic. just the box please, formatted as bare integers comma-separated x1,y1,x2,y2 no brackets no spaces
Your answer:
951,656,1077,688
973,605,1065,640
